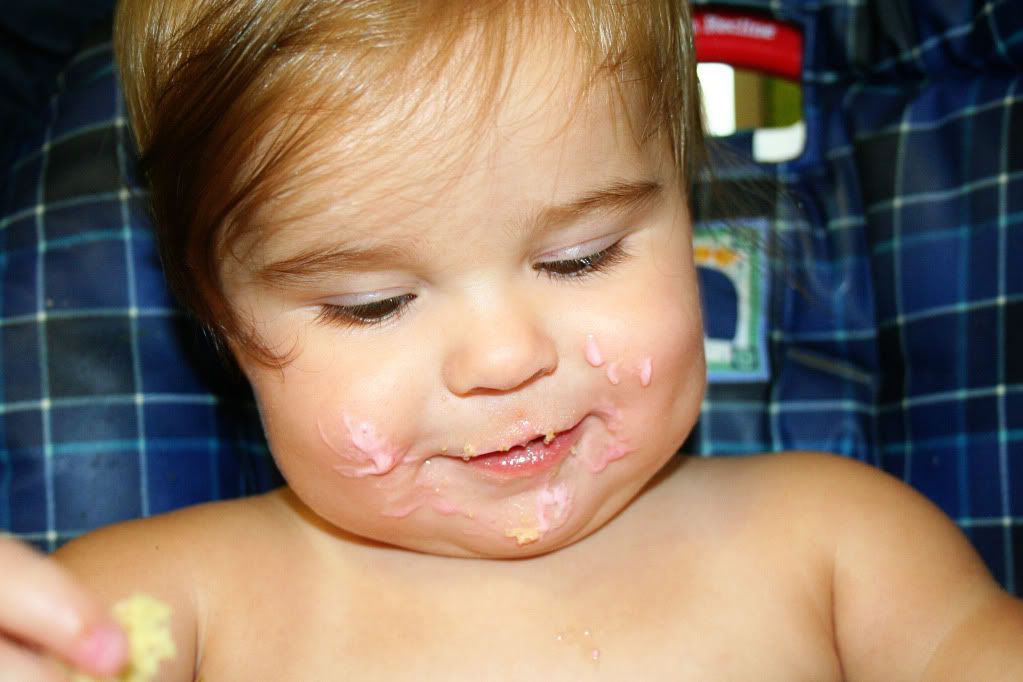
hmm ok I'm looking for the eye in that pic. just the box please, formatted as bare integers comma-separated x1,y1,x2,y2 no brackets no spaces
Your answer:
534,240,629,279
315,293,416,328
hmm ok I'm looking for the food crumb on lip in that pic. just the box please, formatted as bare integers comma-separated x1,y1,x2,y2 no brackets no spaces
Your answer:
450,422,579,461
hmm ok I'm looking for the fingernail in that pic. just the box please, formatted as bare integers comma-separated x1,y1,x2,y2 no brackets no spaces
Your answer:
76,622,129,676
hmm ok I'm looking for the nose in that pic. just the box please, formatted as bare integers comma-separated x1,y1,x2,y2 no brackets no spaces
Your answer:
441,291,558,396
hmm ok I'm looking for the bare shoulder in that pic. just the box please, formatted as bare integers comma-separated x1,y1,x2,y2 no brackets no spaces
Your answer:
687,451,1023,681
681,448,905,494
55,490,293,580
635,452,871,594
54,491,295,681
679,450,996,592
662,451,907,537
707,449,986,570
677,450,956,532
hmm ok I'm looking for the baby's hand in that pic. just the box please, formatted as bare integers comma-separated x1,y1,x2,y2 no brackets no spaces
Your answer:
0,535,128,681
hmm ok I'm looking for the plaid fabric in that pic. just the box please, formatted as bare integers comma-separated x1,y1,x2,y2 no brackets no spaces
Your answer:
687,0,1023,592
0,3,117,171
0,34,279,553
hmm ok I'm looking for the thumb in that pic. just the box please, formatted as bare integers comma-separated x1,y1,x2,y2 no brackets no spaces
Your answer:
0,536,129,676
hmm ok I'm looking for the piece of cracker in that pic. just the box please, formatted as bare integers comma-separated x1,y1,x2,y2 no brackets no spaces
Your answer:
71,594,176,682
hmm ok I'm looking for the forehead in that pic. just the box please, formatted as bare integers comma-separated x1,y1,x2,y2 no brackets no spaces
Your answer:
234,22,668,261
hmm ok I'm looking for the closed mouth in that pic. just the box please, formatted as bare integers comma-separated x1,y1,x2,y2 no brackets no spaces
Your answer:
459,422,582,478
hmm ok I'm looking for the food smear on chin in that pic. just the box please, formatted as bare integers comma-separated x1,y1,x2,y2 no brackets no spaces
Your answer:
381,492,468,519
380,501,423,519
536,482,572,532
319,413,405,477
379,460,470,519
639,357,653,387
505,527,541,544
431,497,463,515
504,482,573,545
584,334,605,367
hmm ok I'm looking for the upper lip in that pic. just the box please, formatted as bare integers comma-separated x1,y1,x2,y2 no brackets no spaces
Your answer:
441,418,580,459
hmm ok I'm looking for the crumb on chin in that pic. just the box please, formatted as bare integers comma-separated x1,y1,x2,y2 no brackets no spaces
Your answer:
505,527,540,545
71,593,176,682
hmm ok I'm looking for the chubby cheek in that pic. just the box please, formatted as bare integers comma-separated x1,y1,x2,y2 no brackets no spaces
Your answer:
578,306,703,473
243,351,427,524
242,356,547,554
576,242,706,472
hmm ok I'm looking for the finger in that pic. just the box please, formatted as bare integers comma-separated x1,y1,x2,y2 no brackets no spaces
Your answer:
0,537,128,676
0,636,68,682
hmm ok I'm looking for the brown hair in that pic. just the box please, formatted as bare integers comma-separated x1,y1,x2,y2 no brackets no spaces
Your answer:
114,0,706,365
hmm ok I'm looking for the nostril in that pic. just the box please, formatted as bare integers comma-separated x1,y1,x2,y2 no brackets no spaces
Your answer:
531,364,556,382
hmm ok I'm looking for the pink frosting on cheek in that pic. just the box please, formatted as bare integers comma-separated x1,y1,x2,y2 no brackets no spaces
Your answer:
584,335,605,367
639,357,653,387
318,413,406,478
587,441,629,473
586,403,632,473
586,336,651,389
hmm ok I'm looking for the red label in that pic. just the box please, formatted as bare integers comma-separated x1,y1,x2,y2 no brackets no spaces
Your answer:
693,8,803,80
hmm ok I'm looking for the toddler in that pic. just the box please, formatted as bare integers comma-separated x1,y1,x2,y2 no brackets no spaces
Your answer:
3,0,1022,680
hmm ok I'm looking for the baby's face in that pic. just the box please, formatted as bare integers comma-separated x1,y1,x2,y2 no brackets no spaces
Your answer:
222,48,706,558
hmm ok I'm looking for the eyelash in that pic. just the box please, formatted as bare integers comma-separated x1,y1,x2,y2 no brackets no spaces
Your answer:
533,239,628,280
316,239,629,328
314,294,415,328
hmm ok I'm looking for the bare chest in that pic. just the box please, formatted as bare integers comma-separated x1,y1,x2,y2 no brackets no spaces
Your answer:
197,545,842,681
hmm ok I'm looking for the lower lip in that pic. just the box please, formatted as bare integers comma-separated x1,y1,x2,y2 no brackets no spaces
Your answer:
465,423,581,478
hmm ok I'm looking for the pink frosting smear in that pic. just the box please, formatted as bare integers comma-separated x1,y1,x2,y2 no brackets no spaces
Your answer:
605,362,620,385
380,501,423,519
536,483,572,532
321,413,404,478
639,357,653,387
588,442,628,473
431,498,463,516
584,334,605,367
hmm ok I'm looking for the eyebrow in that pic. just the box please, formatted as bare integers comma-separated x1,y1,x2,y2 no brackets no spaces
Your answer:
256,178,663,286
526,178,663,238
255,241,414,287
